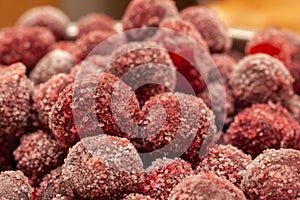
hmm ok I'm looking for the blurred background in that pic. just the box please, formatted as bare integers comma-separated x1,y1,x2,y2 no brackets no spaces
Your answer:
1,0,300,32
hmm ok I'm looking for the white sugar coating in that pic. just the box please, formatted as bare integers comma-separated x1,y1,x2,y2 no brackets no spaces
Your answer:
62,135,144,199
107,41,176,90
146,157,175,172
229,53,294,108
181,6,232,53
196,144,252,188
0,170,33,199
36,167,75,199
169,173,247,200
243,148,300,200
29,49,76,85
132,92,215,162
122,0,178,31
142,157,194,200
0,27,56,70
83,135,143,173
75,30,119,59
0,63,33,138
124,193,154,200
13,130,66,185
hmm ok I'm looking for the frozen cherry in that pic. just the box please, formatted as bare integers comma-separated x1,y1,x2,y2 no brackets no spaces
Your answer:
159,18,208,51
0,27,55,71
122,0,178,40
49,72,140,148
246,27,300,94
61,135,144,199
75,30,117,60
133,92,215,162
226,102,300,157
0,170,33,199
13,130,67,185
36,167,75,200
155,17,209,94
0,63,33,139
29,49,76,84
195,144,252,188
245,28,295,70
107,41,176,106
243,148,300,200
16,5,70,40
140,158,194,200
229,53,294,109
181,6,232,53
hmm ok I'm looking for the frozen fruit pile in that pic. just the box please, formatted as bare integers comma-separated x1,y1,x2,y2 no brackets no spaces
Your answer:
0,1,299,200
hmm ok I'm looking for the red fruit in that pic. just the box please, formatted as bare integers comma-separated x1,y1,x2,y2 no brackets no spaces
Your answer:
226,102,300,157
36,167,75,200
133,92,215,162
107,41,176,106
195,144,252,188
29,50,76,84
0,27,55,71
243,148,300,200
33,74,74,129
181,6,232,53
246,27,300,94
168,173,247,200
229,53,294,109
122,0,178,40
154,17,209,94
77,13,115,37
49,72,140,148
170,51,206,94
140,158,194,200
13,131,67,185
122,0,178,30
75,30,117,60
61,135,144,200
16,5,70,40
0,63,33,139
245,28,295,69
0,170,33,199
